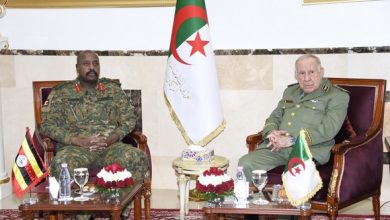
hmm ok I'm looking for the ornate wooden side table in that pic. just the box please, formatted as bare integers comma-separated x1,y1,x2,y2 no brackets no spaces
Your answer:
172,155,229,218
19,182,144,220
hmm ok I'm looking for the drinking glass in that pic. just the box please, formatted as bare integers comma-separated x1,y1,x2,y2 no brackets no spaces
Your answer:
251,170,268,205
73,167,89,201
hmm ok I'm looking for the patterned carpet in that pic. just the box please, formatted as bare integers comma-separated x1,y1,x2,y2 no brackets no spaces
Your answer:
1,209,390,220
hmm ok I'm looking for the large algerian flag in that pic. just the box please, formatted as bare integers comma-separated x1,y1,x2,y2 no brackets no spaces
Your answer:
164,0,225,146
282,129,323,206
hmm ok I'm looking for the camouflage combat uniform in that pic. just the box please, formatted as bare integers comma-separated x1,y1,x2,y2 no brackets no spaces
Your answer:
40,77,148,182
239,78,350,180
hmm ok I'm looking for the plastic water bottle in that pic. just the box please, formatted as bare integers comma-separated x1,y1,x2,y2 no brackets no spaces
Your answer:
59,163,72,201
234,166,249,204
236,166,246,182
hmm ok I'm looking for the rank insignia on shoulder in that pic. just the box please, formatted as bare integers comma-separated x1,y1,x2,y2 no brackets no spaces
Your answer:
284,100,294,103
74,83,81,93
97,82,105,92
288,82,299,87
334,85,350,93
310,99,320,103
322,85,329,92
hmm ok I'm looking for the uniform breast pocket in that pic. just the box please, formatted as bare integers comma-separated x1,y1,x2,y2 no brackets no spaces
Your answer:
281,102,296,110
97,97,117,122
66,99,83,123
302,101,326,124
303,101,326,112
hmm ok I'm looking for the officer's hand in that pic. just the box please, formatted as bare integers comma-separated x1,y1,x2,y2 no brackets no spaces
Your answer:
270,135,292,152
88,134,109,151
70,135,107,151
102,133,120,147
267,130,288,141
89,133,120,150
266,130,280,146
266,130,289,150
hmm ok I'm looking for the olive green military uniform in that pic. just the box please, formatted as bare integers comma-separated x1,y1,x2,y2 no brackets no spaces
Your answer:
40,77,148,182
239,78,349,181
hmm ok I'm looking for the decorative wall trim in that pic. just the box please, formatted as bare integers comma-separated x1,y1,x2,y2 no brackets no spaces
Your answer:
0,46,389,56
6,0,175,8
304,0,376,4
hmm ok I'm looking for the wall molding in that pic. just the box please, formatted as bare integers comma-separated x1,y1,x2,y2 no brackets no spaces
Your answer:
1,46,389,56
6,0,175,8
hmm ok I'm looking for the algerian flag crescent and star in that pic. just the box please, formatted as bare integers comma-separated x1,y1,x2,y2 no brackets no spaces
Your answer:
164,0,225,146
282,129,323,206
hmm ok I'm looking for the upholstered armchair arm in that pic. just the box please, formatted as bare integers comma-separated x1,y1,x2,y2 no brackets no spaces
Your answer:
128,130,152,219
332,132,376,154
130,130,148,152
125,129,152,180
34,127,56,168
329,129,383,205
246,132,263,152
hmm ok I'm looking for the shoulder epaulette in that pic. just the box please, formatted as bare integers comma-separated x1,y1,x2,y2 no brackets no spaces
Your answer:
287,82,299,87
100,77,121,86
53,81,73,90
333,84,350,94
99,77,121,87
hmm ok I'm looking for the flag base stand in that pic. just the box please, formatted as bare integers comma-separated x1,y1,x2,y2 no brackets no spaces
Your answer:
297,201,311,210
22,197,38,205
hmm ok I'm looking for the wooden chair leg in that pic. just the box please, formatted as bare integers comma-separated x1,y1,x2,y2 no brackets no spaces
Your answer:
327,203,338,220
373,191,381,220
133,190,142,220
143,178,151,220
328,214,337,220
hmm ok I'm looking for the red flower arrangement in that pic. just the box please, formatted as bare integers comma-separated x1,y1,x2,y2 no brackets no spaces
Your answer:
195,167,234,201
95,163,134,189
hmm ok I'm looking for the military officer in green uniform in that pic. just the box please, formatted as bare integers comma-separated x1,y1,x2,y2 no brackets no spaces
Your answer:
238,54,350,181
41,50,148,182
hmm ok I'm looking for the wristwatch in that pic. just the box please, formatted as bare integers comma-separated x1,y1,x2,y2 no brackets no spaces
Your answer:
290,136,296,145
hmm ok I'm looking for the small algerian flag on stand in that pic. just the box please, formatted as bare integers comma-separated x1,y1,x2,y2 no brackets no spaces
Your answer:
282,129,323,206
164,0,225,146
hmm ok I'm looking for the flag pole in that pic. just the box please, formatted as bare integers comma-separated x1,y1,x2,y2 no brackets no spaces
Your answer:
22,188,38,205
298,200,311,210
13,127,47,205
22,128,39,205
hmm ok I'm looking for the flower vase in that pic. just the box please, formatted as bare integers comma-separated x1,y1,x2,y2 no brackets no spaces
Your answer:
207,195,224,207
106,188,120,204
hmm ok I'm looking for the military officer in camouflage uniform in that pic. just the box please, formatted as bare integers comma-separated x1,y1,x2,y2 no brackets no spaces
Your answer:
41,50,148,182
238,54,350,181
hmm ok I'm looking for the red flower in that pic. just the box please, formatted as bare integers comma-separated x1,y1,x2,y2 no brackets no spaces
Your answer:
117,180,126,188
96,177,104,186
104,162,124,173
96,163,134,189
125,178,134,186
195,167,234,199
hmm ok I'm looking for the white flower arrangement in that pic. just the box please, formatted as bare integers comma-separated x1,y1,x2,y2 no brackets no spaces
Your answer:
195,167,234,201
198,172,232,187
95,163,134,188
96,168,132,182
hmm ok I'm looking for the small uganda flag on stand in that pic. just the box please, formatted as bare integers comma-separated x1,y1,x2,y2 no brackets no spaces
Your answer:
164,0,225,146
282,129,323,206
12,127,48,197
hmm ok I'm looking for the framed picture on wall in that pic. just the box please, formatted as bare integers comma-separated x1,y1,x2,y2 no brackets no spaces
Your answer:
304,0,375,3
6,0,176,8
